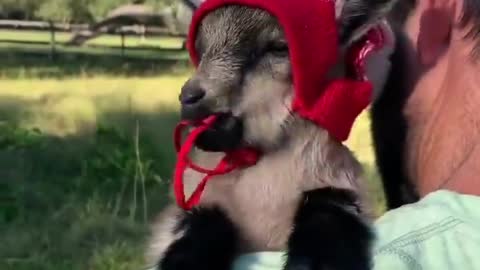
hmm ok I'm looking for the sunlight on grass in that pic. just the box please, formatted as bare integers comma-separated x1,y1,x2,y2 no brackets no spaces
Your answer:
0,72,382,204
0,74,385,215
88,36,183,49
0,76,186,135
1,75,378,168
0,30,73,43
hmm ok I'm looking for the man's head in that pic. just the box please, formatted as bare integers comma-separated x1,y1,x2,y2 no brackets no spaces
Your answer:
373,0,480,200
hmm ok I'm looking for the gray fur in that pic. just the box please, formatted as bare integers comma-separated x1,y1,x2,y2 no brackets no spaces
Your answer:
338,0,398,44
145,2,394,267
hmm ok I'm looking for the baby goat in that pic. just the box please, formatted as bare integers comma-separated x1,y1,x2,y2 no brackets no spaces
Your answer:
146,0,396,269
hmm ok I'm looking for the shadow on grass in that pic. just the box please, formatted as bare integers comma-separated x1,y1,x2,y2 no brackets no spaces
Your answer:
0,46,191,79
0,97,181,270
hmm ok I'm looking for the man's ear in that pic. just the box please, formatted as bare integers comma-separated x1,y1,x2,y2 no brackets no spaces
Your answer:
417,2,452,66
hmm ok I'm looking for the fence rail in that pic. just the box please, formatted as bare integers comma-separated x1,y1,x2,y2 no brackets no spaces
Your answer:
0,20,83,31
0,19,186,37
0,19,187,60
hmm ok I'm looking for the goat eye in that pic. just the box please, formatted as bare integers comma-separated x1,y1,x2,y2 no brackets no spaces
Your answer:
265,41,289,57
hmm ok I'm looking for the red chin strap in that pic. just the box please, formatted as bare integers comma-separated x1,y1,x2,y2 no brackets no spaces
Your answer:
173,115,260,210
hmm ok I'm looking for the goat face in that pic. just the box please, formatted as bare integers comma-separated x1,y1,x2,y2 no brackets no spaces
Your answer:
180,6,293,152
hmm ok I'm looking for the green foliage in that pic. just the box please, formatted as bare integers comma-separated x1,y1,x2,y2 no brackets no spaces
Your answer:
70,0,96,23
2,0,178,23
81,123,166,221
0,123,171,270
88,0,131,21
0,124,46,224
0,0,45,20
145,0,176,10
35,0,95,23
35,0,72,23
0,123,44,151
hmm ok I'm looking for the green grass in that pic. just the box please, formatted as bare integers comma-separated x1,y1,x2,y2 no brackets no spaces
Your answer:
0,40,385,270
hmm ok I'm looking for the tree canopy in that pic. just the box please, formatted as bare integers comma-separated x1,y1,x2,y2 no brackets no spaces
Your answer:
0,0,175,23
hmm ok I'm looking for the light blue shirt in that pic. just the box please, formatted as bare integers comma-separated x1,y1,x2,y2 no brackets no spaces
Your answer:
232,190,480,270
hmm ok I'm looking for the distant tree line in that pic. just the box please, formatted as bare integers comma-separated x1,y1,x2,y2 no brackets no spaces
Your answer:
0,0,175,23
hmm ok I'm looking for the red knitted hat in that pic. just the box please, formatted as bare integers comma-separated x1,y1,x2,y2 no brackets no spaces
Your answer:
186,0,392,142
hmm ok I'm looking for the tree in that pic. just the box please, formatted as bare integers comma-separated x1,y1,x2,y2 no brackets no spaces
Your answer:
88,0,131,22
0,0,45,20
35,0,71,23
88,0,175,22
35,0,95,23
1,0,179,23
70,0,96,23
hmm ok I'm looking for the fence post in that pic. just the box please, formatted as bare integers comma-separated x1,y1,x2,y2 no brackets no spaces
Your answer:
48,20,56,60
120,31,126,58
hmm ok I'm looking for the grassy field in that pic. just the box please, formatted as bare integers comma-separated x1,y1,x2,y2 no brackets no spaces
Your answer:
0,30,385,270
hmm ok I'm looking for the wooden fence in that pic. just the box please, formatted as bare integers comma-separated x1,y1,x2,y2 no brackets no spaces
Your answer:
0,19,187,60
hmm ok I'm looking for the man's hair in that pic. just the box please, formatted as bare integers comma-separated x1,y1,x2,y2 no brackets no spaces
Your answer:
461,0,480,44
391,0,480,54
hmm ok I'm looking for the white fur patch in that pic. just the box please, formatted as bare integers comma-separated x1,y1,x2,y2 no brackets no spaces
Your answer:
144,206,186,269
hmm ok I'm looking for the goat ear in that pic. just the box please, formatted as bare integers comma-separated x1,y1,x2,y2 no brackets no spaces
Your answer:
178,0,202,35
337,0,397,45
182,0,203,10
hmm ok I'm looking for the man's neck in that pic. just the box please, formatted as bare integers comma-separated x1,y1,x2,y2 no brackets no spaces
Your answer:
440,143,480,195
418,58,480,197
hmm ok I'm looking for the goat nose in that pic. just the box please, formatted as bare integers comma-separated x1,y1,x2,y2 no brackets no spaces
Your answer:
179,86,206,105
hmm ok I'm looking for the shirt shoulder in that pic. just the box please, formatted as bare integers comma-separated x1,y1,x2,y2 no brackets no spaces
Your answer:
230,190,480,270
372,190,480,270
